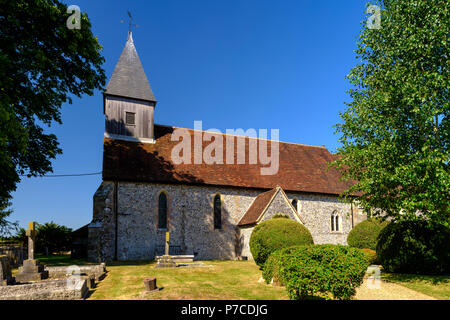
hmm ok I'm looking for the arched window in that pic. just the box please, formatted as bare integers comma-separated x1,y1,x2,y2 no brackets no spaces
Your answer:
292,198,298,212
214,194,222,230
331,211,340,232
158,192,168,229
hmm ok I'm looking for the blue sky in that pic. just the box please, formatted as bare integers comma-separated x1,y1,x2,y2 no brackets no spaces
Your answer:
10,0,370,231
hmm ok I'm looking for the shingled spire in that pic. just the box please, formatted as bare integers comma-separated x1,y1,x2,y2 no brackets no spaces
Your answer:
105,32,156,103
103,32,157,143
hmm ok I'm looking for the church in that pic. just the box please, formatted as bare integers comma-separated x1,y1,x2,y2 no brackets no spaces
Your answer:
87,32,366,262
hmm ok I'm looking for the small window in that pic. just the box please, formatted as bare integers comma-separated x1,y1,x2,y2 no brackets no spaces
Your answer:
214,194,222,230
331,211,340,232
292,199,298,212
125,112,135,125
158,192,168,229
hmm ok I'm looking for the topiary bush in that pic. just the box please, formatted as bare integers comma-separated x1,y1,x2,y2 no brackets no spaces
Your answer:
376,220,450,275
277,245,369,300
360,248,378,265
249,218,313,267
347,219,389,250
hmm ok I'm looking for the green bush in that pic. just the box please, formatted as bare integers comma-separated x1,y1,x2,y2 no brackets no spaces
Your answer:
262,245,309,286
347,219,389,250
249,218,313,267
276,245,369,300
35,222,73,254
376,220,450,275
262,249,285,285
360,248,378,265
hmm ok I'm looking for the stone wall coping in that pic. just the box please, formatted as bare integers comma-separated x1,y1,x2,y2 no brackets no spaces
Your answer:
0,279,88,300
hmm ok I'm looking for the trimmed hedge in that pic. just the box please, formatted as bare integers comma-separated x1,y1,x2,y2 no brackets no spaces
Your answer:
267,245,369,300
360,248,378,265
249,218,313,267
376,220,450,275
347,219,389,250
262,249,285,285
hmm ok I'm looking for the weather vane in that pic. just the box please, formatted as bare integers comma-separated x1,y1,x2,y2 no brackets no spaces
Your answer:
121,10,139,34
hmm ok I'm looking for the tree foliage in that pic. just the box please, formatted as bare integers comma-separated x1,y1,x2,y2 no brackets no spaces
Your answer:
376,220,450,274
0,201,18,236
14,222,73,254
334,0,449,226
0,0,106,222
35,222,72,254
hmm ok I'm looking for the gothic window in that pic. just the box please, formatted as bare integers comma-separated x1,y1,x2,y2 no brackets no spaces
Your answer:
158,192,168,229
214,194,222,230
292,198,298,212
125,112,135,125
331,211,340,232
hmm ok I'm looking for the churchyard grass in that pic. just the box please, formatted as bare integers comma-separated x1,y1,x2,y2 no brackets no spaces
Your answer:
381,273,450,300
89,260,288,300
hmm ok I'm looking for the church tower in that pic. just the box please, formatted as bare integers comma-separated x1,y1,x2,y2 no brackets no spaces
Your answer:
103,32,157,143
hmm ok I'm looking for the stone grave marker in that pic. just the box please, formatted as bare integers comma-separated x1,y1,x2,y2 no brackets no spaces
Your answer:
15,222,49,282
0,255,14,286
155,231,176,268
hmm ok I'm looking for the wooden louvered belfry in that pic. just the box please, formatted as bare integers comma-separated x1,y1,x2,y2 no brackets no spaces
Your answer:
103,32,157,143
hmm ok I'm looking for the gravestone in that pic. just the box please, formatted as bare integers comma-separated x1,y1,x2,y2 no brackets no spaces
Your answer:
0,255,14,286
15,222,49,283
155,232,176,268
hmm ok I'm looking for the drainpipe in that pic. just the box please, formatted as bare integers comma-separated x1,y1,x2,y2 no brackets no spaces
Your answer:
114,181,118,261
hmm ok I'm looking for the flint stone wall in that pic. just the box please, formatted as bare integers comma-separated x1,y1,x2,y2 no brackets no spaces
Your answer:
0,245,25,268
285,192,359,245
88,182,115,262
88,181,366,262
261,190,299,222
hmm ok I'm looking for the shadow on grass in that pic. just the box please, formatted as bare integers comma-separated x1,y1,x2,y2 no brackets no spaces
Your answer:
36,254,156,268
36,254,95,267
301,295,329,300
382,273,450,285
107,260,155,267
85,289,96,300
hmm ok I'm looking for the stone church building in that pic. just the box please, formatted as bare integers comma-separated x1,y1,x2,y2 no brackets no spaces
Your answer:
87,33,366,262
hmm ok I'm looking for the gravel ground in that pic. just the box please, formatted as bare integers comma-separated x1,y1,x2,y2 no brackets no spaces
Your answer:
355,278,435,300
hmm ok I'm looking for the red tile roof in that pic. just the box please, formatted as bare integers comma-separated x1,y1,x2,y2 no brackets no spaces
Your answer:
237,187,279,226
238,186,307,226
102,124,354,195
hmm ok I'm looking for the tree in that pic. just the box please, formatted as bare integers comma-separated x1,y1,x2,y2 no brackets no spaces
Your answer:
13,227,27,246
0,201,18,236
0,0,106,223
36,222,72,254
334,0,449,227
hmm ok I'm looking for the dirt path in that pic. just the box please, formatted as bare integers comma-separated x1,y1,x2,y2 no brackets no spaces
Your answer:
355,278,435,300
